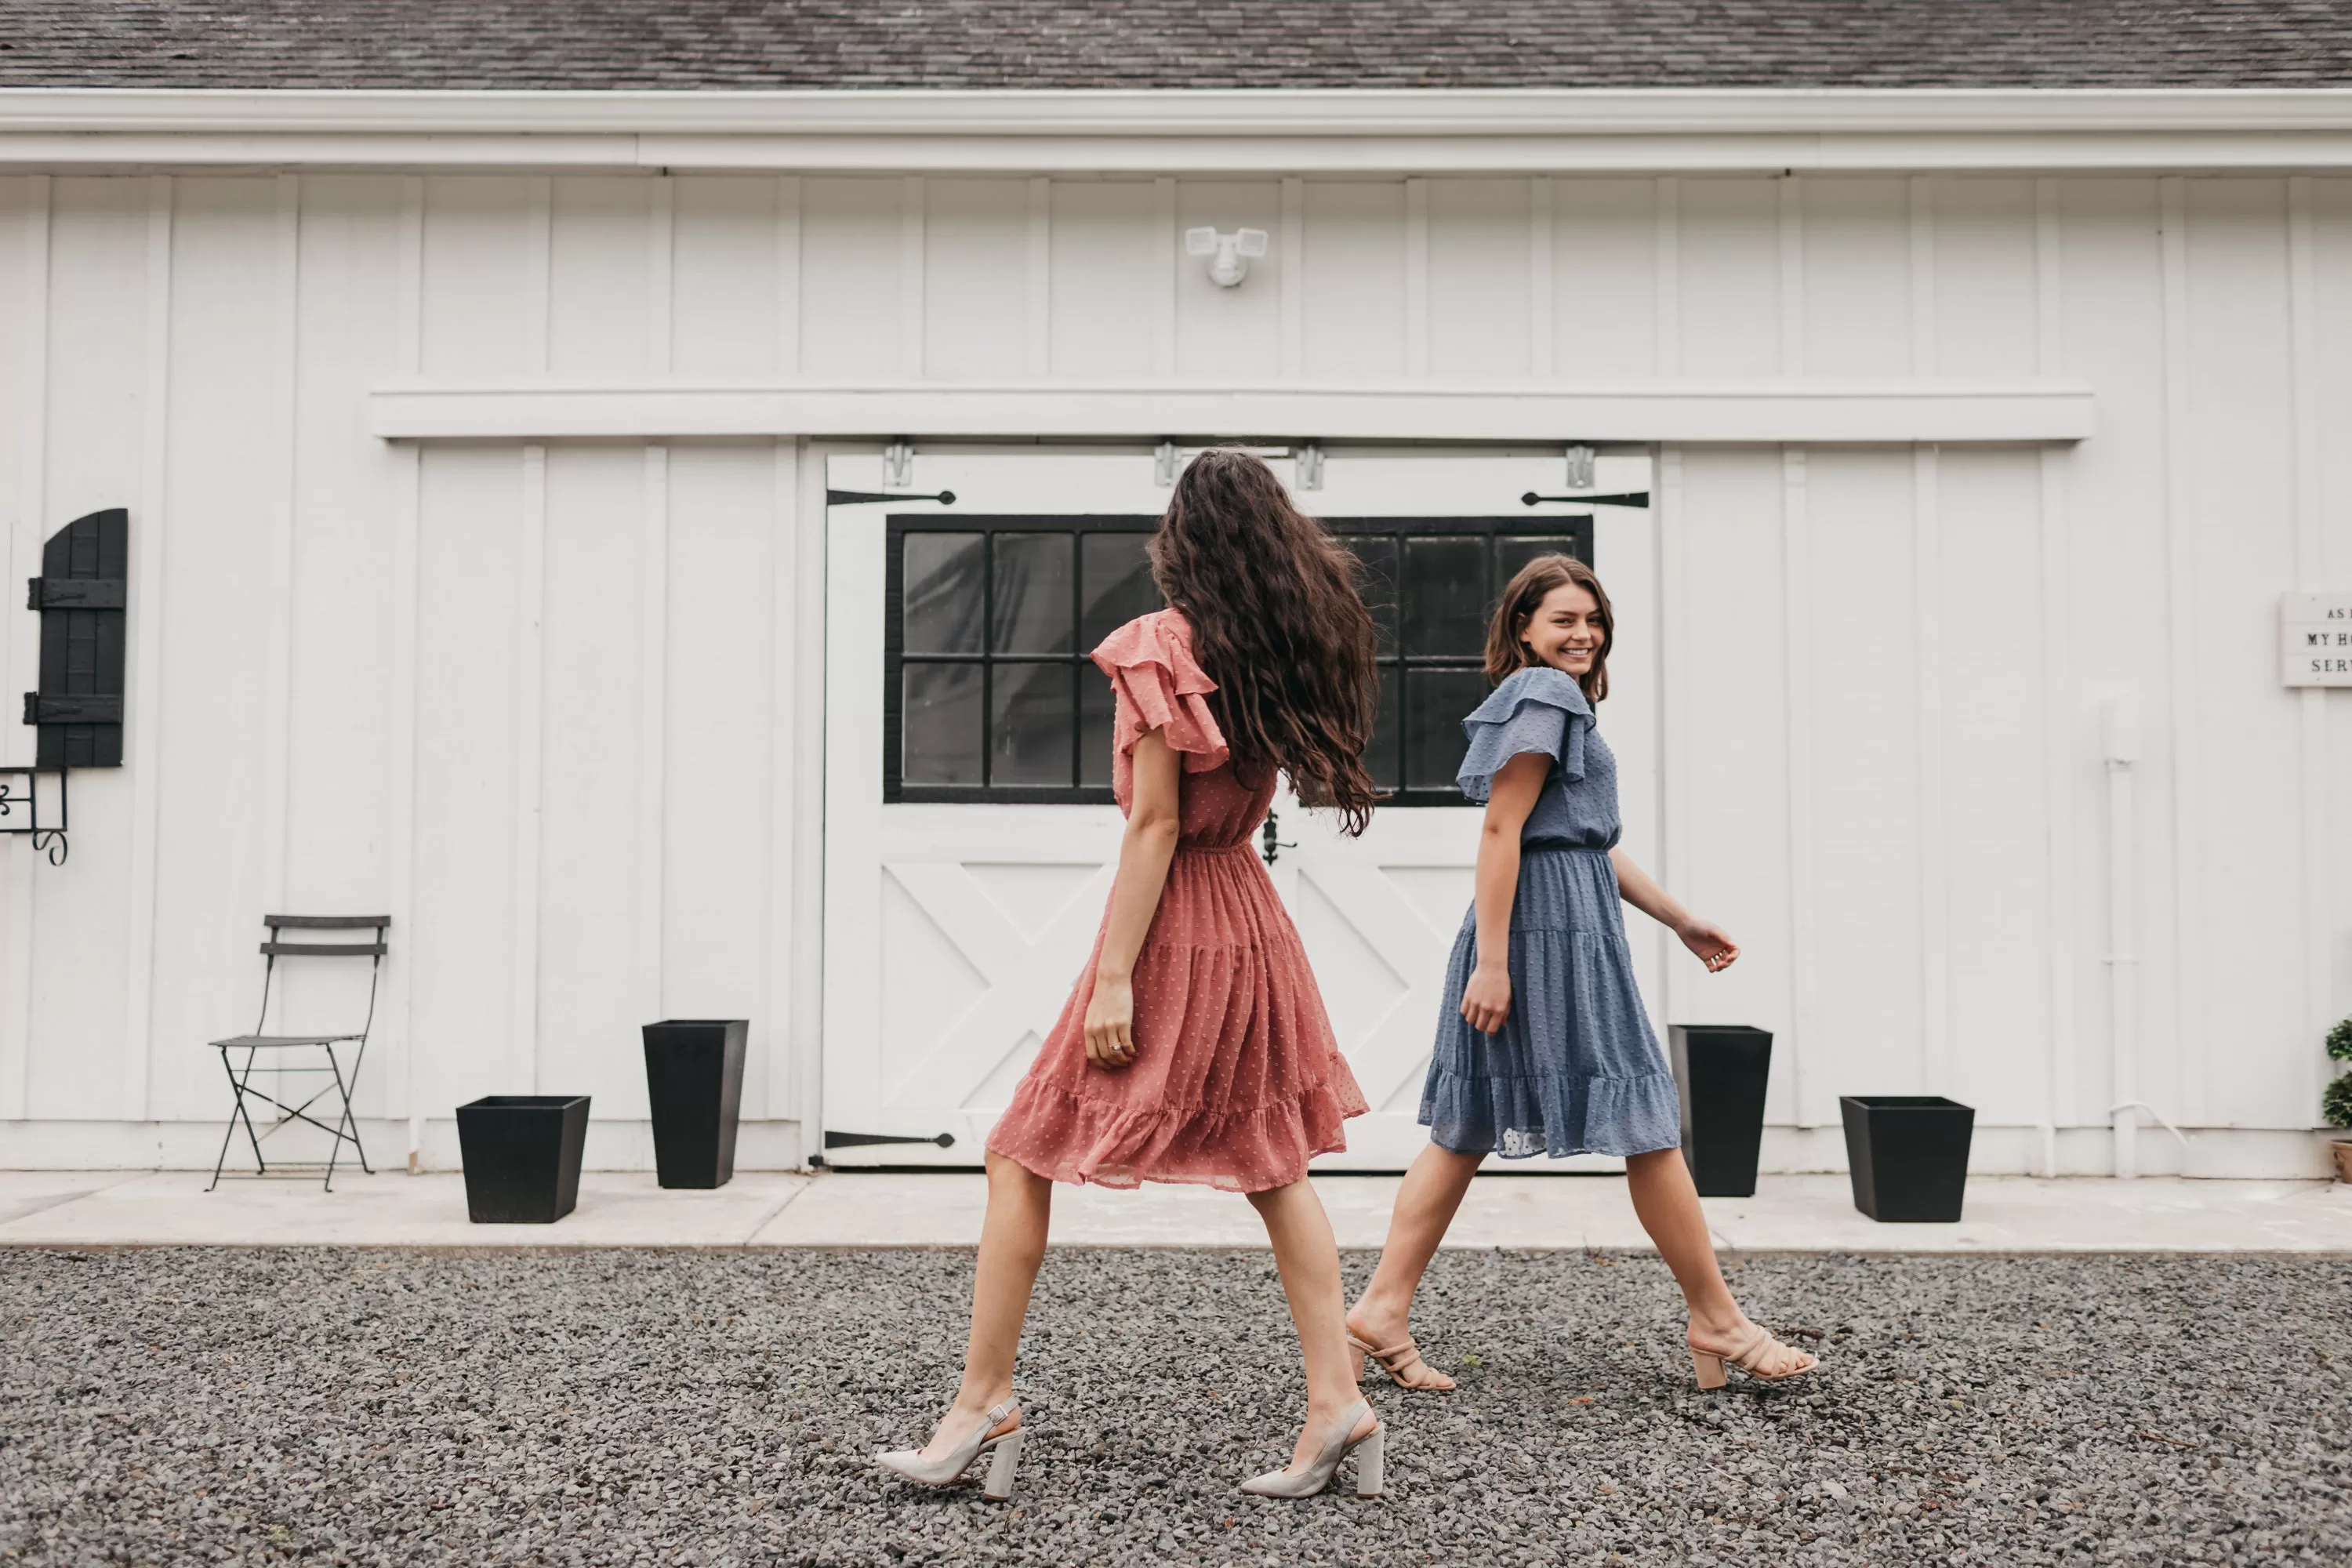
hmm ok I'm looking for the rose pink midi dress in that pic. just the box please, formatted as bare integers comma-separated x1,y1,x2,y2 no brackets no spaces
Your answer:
985,609,1369,1192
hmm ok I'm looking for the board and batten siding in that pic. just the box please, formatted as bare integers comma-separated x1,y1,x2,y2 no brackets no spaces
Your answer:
0,170,2346,1174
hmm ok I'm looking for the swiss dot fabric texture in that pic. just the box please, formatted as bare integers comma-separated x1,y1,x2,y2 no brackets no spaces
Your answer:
1420,665,1682,1160
985,610,1368,1193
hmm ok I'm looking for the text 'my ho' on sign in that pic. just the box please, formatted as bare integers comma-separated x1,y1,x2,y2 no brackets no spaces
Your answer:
2282,591,2352,687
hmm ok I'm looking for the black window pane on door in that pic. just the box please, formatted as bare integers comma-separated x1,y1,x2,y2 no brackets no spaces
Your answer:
903,533,985,654
886,515,1593,804
991,532,1075,655
1403,536,1486,658
993,662,1076,786
1496,533,1587,582
1081,532,1161,648
1079,666,1117,789
903,662,983,786
1405,669,1491,797
1366,664,1401,793
1343,535,1399,656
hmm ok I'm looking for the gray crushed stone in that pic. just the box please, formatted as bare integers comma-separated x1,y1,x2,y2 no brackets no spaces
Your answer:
2,1247,2347,1566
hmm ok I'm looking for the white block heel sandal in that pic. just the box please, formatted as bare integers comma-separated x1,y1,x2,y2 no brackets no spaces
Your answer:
1238,1398,1385,1499
873,1399,1025,1501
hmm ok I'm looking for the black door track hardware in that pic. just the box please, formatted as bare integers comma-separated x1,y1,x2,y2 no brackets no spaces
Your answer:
1520,491,1650,509
827,488,957,507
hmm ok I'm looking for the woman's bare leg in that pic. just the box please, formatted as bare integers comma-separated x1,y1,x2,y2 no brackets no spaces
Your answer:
1344,1142,1484,1389
1245,1178,1375,1467
918,1151,1052,1458
1624,1148,1813,1377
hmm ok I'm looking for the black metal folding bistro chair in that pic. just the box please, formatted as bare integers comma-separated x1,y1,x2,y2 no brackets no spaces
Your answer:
208,915,390,1192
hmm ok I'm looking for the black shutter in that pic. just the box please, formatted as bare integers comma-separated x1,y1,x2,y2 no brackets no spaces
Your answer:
23,508,127,768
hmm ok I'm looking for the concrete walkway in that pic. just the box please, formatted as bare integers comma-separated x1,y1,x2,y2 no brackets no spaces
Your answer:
4,1167,2350,1250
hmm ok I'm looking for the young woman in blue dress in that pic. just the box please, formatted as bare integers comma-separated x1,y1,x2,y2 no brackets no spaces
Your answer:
1347,554,1818,1392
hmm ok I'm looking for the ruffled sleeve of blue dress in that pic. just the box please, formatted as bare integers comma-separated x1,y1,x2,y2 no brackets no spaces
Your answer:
1454,666,1595,803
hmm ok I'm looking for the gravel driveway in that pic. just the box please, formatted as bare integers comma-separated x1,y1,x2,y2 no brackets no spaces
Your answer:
2,1247,2346,1566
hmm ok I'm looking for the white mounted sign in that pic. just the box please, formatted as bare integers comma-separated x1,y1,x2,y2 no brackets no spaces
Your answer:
2282,591,2352,687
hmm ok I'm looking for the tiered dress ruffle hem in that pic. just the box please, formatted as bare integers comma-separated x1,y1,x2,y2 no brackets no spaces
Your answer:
985,609,1368,1192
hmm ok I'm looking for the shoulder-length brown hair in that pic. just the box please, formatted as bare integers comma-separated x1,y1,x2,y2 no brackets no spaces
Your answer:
1484,554,1614,704
1151,449,1382,835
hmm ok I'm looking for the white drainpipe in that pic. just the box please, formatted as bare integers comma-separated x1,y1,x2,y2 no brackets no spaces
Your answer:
2103,699,2140,1179
2100,697,2194,1179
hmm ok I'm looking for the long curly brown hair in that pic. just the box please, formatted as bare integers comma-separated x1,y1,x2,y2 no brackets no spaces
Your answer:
1149,449,1381,834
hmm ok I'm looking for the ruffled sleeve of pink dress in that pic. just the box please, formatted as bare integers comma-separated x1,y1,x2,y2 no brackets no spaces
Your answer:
984,609,1369,1192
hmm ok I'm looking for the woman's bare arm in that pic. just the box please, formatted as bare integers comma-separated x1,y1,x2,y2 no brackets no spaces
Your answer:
1083,729,1184,1069
1610,848,1739,973
1459,752,1549,1034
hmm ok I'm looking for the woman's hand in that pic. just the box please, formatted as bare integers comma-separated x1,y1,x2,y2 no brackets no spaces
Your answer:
1679,919,1740,974
1084,974,1138,1069
1460,962,1512,1034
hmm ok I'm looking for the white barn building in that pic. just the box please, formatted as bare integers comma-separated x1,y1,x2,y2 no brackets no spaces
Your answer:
0,3,2347,1181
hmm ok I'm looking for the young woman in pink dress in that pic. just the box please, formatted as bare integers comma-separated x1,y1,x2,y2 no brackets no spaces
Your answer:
873,449,1388,1501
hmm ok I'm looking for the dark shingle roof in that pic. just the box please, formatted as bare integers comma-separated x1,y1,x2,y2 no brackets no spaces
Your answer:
1,1,2347,90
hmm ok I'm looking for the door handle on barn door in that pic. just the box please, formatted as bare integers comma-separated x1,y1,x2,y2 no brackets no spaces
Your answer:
1260,812,1297,866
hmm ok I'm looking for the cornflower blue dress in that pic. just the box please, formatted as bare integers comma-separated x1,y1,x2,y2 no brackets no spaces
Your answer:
1417,665,1682,1160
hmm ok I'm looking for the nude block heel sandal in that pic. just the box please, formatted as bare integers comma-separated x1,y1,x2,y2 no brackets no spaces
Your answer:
1238,1398,1385,1499
1348,1330,1450,1392
1352,1424,1385,1497
873,1399,1025,1501
980,1429,1023,1501
1690,1325,1818,1390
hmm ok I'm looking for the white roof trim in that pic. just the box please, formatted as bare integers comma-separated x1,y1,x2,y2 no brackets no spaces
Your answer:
2,87,2351,172
366,380,2096,445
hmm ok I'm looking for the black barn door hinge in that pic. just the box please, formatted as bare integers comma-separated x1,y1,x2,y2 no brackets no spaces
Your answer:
823,1130,958,1150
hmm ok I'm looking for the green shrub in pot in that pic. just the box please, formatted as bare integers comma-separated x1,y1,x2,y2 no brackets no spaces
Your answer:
2325,1069,2352,1131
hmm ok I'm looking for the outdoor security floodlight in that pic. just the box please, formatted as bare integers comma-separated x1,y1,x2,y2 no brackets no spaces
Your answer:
1185,226,1269,288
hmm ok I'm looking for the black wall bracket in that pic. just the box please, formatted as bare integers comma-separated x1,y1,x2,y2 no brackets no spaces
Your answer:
0,767,68,866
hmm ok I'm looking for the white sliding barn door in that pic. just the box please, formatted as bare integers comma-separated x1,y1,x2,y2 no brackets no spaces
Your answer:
1282,452,1659,1170
820,449,1657,1173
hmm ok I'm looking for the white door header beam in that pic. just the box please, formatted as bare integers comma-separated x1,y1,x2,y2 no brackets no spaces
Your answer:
367,380,2094,445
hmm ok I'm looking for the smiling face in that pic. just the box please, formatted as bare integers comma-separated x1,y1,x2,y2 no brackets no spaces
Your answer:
1519,581,1607,681
1483,553,1614,701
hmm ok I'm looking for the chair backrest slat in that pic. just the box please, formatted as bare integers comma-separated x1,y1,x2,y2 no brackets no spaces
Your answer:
260,941,387,958
265,914,390,931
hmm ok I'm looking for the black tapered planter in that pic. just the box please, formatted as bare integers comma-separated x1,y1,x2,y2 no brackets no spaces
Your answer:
1840,1095,1975,1222
456,1094,590,1223
1668,1025,1773,1197
642,1019,748,1189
